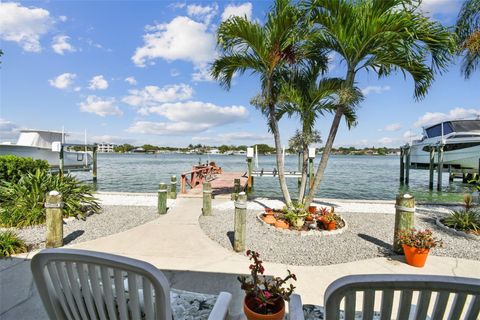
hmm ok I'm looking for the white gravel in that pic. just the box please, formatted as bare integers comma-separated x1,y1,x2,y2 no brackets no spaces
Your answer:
200,199,477,266
96,192,176,208
2,205,161,250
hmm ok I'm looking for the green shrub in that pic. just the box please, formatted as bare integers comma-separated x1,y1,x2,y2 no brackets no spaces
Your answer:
0,231,27,257
442,209,480,232
0,170,100,227
0,155,49,183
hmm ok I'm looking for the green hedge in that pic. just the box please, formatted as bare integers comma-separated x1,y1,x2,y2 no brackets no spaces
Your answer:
0,155,49,183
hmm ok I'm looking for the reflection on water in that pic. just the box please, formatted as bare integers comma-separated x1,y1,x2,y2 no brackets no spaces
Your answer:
74,153,471,202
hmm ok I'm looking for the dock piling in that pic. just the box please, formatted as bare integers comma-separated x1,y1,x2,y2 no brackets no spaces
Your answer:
231,178,240,200
428,147,435,190
202,182,212,216
45,191,63,248
405,147,410,186
92,145,98,183
399,147,405,184
169,175,177,199
59,145,65,178
393,193,415,254
437,145,444,191
158,183,168,214
234,192,247,252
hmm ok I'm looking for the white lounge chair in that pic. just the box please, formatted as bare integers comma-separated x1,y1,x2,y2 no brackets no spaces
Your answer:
31,248,232,320
289,274,480,320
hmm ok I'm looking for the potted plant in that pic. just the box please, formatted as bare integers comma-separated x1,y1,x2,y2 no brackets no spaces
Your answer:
322,212,336,230
239,250,296,320
274,219,289,229
396,229,442,267
283,203,307,228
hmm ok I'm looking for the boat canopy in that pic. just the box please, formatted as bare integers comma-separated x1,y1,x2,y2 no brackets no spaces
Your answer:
17,131,63,148
425,120,480,138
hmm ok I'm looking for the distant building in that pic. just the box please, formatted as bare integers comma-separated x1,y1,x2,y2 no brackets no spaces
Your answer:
208,148,220,154
97,143,117,153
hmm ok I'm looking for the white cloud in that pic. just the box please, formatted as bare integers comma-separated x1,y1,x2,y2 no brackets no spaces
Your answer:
414,108,480,127
58,15,68,22
0,2,54,52
378,137,394,145
123,84,194,114
403,130,423,142
49,72,76,90
221,3,252,21
88,75,109,90
170,69,180,77
361,85,391,95
187,3,218,24
146,101,248,126
125,77,137,85
79,96,122,117
90,135,135,144
127,121,211,135
0,118,20,140
52,35,75,55
192,64,214,82
379,123,401,132
419,0,461,16
132,16,216,68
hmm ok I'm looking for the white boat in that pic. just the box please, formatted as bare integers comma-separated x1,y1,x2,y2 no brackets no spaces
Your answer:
409,119,480,170
0,129,92,169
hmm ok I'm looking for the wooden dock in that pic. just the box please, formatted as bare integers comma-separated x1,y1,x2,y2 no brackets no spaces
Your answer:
179,165,248,197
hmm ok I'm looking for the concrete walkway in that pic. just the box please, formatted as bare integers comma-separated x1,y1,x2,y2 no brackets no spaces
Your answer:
1,197,479,319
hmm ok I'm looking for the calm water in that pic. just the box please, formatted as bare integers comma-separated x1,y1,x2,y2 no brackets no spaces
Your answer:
75,153,471,202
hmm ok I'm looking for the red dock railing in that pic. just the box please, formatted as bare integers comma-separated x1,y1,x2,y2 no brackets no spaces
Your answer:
180,164,222,193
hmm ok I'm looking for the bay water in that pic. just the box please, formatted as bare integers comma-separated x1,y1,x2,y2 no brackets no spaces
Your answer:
75,153,471,202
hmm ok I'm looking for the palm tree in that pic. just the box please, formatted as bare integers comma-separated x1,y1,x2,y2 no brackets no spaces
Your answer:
278,62,361,201
211,0,325,206
302,0,456,206
456,0,480,79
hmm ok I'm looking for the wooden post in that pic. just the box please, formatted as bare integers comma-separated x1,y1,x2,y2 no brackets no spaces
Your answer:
45,191,63,248
169,175,177,199
234,192,247,252
59,145,65,178
429,147,435,190
448,165,453,182
92,145,98,183
308,158,314,189
405,147,410,186
393,193,415,254
247,158,253,191
437,145,444,191
399,147,405,184
202,182,212,216
158,183,167,214
231,178,240,200
181,175,187,194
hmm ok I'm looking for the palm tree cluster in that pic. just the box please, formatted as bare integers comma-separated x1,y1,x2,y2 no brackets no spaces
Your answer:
211,0,457,207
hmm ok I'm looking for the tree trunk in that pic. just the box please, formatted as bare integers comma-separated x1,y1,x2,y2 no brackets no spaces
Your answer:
298,123,309,202
304,69,356,207
269,104,292,206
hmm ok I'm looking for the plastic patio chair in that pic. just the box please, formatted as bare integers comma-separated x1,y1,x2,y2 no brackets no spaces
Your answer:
31,248,232,320
289,274,480,320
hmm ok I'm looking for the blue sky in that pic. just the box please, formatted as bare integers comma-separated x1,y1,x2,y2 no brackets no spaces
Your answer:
0,0,479,148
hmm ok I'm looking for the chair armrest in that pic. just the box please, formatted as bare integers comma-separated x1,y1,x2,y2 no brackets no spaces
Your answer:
288,294,305,320
208,291,232,320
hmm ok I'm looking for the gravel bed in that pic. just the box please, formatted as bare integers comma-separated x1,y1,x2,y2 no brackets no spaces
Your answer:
199,205,479,266
1,205,159,250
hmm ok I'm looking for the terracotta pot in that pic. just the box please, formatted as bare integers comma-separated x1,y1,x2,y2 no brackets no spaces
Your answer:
308,206,317,214
264,208,274,215
274,220,289,229
244,295,285,320
263,215,276,225
305,215,314,222
402,244,430,267
323,221,336,231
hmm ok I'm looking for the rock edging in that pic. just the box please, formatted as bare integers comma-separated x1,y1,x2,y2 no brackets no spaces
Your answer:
256,212,347,237
435,218,479,241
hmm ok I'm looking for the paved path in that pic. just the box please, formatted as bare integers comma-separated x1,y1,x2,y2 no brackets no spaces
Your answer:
1,197,479,319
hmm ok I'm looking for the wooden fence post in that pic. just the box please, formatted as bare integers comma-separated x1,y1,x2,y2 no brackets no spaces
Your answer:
393,194,415,254
231,178,240,200
202,182,212,216
45,191,63,248
158,183,167,214
169,175,177,199
234,192,247,252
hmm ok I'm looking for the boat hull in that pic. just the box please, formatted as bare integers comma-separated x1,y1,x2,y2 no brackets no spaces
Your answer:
0,145,92,169
410,142,480,170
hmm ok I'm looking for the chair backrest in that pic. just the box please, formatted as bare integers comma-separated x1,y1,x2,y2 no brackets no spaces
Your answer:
324,274,480,320
31,248,172,320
